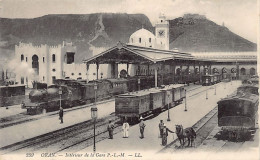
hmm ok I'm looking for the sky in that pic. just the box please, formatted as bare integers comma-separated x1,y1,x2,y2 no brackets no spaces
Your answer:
0,0,258,43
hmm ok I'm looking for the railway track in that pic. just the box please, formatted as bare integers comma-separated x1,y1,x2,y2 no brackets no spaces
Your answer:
0,98,114,129
0,114,121,155
161,105,254,153
0,84,203,129
0,84,211,154
160,106,219,153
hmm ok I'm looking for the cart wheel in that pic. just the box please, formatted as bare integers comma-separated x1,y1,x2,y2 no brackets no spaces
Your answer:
42,109,47,114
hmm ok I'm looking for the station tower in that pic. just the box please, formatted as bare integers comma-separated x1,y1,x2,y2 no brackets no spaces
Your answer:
155,13,169,50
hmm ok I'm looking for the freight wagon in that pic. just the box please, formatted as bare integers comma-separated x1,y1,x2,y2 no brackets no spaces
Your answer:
115,84,185,122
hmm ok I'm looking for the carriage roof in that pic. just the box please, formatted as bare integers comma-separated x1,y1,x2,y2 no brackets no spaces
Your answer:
118,89,152,97
0,84,25,89
218,93,259,104
238,84,259,89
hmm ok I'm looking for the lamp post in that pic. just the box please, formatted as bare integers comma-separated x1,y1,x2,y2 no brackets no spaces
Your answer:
206,87,208,100
91,82,98,152
167,93,171,121
184,89,187,111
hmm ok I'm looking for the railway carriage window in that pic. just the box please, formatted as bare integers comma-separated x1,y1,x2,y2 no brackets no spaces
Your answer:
243,101,250,115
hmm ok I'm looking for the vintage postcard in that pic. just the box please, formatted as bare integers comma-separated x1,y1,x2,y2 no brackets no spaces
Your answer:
0,0,259,160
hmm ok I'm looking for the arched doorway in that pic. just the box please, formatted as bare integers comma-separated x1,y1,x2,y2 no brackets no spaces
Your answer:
32,55,39,75
176,68,181,76
195,68,199,74
212,68,219,74
222,67,227,79
250,68,256,75
119,69,128,78
240,68,246,75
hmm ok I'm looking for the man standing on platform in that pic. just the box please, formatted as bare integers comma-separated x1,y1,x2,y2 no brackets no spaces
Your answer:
159,120,164,138
107,120,115,139
122,119,130,138
139,117,146,139
162,124,174,146
59,107,63,124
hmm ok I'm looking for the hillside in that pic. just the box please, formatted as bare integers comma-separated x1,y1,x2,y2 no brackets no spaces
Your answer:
169,14,256,52
0,13,154,62
0,13,257,63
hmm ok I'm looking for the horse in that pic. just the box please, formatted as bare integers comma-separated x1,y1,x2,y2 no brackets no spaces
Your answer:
175,125,196,148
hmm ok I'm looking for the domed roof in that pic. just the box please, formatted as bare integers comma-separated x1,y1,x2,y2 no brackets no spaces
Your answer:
130,28,155,39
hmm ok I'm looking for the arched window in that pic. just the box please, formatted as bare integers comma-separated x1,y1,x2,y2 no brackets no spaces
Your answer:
21,54,24,61
240,68,246,75
52,54,56,63
131,38,133,43
43,57,45,63
250,68,256,75
26,57,28,62
149,38,151,43
139,38,141,43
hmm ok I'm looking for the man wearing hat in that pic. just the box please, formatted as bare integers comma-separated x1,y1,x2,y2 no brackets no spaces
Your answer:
107,120,115,139
158,120,164,138
162,124,174,146
139,116,146,139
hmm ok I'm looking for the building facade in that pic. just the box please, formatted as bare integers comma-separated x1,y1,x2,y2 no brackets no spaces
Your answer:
15,42,86,87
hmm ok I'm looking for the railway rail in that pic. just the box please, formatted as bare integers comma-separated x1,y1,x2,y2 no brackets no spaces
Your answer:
0,114,120,154
0,83,204,129
0,81,239,155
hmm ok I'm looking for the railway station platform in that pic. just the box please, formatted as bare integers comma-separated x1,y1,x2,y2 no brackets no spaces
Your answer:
0,100,115,149
0,104,24,119
0,81,242,156
77,81,242,154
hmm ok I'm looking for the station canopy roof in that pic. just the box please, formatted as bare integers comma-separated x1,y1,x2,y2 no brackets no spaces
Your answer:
83,42,199,64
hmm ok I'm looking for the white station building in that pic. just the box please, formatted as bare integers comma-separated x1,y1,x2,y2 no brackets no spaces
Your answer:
15,42,86,88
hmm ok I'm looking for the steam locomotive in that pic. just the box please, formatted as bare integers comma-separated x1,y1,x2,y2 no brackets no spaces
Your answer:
22,78,129,114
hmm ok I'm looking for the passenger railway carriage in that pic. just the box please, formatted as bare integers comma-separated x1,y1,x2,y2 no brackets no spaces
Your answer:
115,84,185,122
217,93,259,141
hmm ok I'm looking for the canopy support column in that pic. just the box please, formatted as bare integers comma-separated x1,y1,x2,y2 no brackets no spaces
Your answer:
86,64,89,82
96,63,99,80
127,63,129,76
155,64,158,88
161,63,165,85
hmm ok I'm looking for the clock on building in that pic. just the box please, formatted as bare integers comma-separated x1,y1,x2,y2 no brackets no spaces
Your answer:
158,30,165,37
